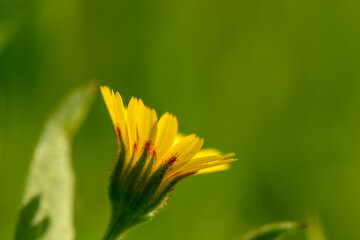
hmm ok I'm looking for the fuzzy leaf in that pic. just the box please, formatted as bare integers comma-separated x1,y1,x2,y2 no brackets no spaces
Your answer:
15,82,97,240
108,137,126,205
133,159,175,211
241,221,306,240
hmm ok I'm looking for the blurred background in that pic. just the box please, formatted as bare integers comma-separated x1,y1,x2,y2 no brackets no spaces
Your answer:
1,0,360,239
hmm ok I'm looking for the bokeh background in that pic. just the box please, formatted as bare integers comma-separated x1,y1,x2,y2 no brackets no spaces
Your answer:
1,0,360,239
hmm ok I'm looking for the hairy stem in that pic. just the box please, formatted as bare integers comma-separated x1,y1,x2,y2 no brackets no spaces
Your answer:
102,210,129,240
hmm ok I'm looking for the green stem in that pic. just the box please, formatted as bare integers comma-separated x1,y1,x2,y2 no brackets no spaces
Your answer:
102,211,129,240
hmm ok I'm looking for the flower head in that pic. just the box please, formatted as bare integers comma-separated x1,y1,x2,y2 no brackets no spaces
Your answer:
100,86,236,240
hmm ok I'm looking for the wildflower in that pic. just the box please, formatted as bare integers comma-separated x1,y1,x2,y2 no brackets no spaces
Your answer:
100,86,236,240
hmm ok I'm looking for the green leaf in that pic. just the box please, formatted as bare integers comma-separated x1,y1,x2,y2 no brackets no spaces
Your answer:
240,221,307,240
306,213,327,240
15,82,97,240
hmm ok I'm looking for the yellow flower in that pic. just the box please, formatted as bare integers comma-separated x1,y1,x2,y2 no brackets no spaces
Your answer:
100,86,236,240
101,85,235,179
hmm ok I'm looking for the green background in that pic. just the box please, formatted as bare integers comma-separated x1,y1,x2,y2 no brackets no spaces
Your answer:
1,0,360,239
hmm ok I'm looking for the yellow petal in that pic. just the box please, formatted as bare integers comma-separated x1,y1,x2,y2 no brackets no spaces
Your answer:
175,158,236,176
114,92,129,147
165,135,204,174
180,155,223,169
126,97,144,152
176,150,235,173
137,106,158,149
100,86,116,126
160,134,196,165
196,164,230,174
194,148,221,158
155,112,178,162
173,133,185,145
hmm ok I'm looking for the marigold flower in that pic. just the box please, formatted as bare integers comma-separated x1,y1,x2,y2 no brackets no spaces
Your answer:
100,86,236,240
